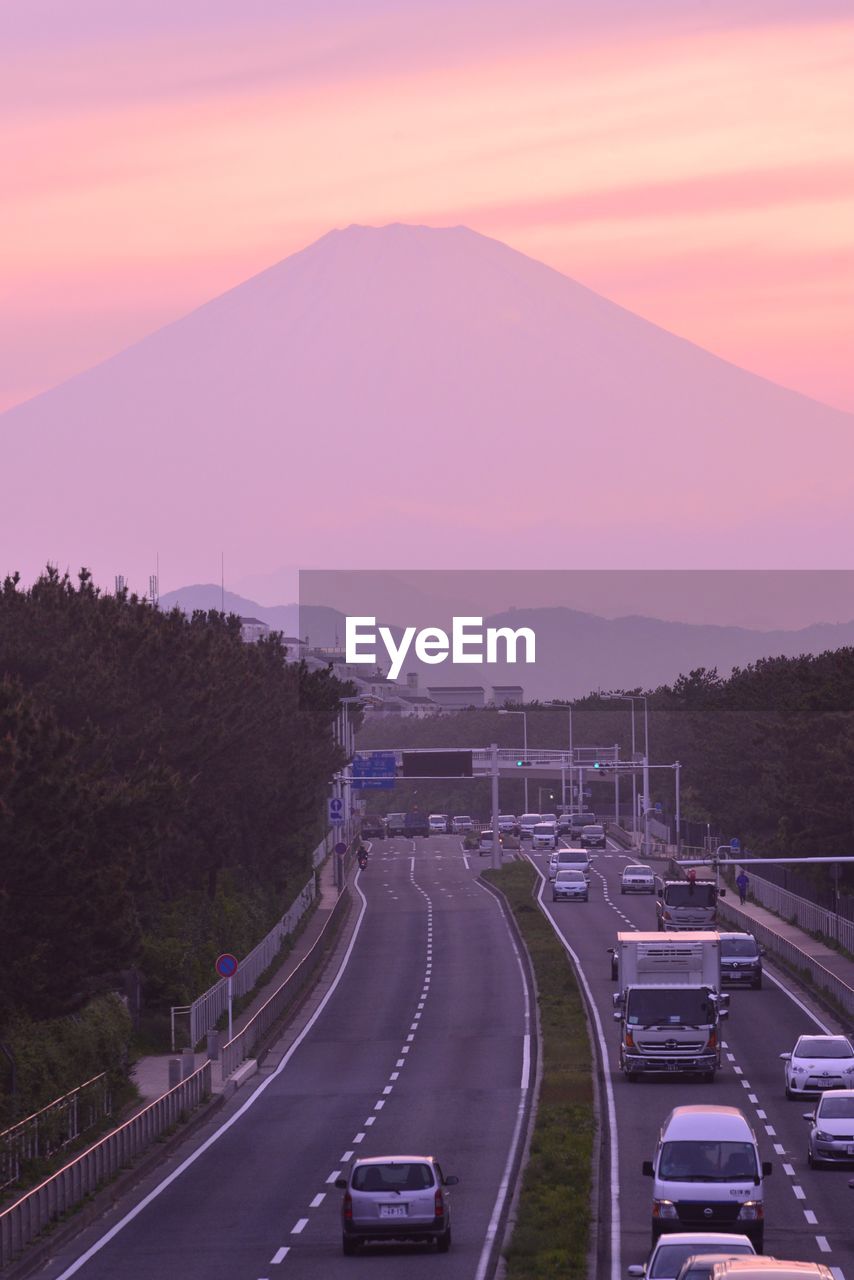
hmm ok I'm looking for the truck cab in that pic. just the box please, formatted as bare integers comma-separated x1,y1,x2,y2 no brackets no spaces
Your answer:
656,878,721,931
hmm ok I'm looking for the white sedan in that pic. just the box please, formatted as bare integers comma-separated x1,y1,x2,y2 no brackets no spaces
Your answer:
621,863,656,894
804,1089,854,1166
781,1034,854,1098
628,1233,755,1280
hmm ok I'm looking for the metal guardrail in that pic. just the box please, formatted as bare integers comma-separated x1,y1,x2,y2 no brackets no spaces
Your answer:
0,1063,211,1267
739,872,854,955
0,1074,111,1193
173,832,335,1050
219,886,351,1080
717,898,854,1024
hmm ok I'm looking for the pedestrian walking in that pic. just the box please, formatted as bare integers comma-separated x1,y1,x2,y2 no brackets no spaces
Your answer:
736,870,749,905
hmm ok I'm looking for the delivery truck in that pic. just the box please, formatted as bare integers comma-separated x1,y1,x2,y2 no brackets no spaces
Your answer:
610,931,727,1081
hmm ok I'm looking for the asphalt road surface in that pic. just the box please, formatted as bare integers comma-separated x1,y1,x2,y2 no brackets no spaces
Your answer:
528,838,854,1280
39,835,532,1280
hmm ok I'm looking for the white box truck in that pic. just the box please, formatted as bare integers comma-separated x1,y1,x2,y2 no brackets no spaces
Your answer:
610,931,727,1082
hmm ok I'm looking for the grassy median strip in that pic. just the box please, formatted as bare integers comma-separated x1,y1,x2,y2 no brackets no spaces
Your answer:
482,861,594,1280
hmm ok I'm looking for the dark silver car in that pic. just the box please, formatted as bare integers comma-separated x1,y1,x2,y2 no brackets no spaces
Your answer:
336,1155,459,1254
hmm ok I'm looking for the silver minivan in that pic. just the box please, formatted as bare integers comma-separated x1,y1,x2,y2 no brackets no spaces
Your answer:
643,1106,772,1250
336,1154,459,1253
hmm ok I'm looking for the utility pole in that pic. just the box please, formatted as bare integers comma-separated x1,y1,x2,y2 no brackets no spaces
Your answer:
491,743,501,871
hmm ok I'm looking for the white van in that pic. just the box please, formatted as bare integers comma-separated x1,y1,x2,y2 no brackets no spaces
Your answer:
643,1106,772,1251
532,822,558,850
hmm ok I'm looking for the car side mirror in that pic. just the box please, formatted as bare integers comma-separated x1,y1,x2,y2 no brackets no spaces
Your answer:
762,1161,773,1176
642,1160,654,1177
335,1178,348,1189
779,1052,792,1061
444,1175,459,1186
802,1113,815,1122
628,1268,646,1277
718,1007,729,1019
613,1010,622,1020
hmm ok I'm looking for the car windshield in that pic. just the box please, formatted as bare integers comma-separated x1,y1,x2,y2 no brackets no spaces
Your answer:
520,814,541,824
796,1037,854,1059
818,1095,854,1118
721,939,759,957
353,1162,434,1192
655,1248,753,1280
534,824,555,834
455,816,471,822
583,825,604,835
626,988,715,1027
663,883,717,907
625,866,652,877
556,870,585,882
658,1141,758,1181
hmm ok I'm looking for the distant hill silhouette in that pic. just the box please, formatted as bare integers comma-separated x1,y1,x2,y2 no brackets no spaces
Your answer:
162,586,854,698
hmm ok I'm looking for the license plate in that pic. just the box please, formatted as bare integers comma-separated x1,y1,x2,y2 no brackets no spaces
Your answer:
380,1205,408,1218
664,1063,681,1070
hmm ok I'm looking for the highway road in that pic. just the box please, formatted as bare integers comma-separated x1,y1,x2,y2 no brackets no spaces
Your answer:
528,838,854,1280
39,836,533,1280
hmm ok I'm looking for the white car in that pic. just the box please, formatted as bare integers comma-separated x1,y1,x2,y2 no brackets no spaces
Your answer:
804,1088,854,1166
428,814,449,834
628,1234,755,1280
532,822,557,850
621,863,656,894
552,869,588,902
518,813,542,840
478,829,503,857
451,815,473,833
781,1034,854,1098
548,851,560,880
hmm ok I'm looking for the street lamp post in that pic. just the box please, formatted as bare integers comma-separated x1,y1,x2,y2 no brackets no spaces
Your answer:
601,693,650,853
498,708,528,810
544,701,573,812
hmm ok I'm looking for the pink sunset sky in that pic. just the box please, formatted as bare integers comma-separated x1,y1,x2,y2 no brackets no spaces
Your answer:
2,0,853,417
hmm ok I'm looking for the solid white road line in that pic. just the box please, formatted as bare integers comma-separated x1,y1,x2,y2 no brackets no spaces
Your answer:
471,875,532,1280
528,854,621,1280
53,880,372,1280
763,966,833,1033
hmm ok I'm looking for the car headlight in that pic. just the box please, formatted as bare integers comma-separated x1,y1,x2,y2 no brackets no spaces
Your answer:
791,1066,807,1077
737,1202,762,1221
652,1200,678,1220
814,1130,833,1141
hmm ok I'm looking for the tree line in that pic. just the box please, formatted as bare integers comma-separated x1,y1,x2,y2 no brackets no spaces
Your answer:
0,569,349,1089
356,649,854,879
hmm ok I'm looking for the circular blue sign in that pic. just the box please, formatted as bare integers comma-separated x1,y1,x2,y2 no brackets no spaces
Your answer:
215,952,238,978
334,842,347,855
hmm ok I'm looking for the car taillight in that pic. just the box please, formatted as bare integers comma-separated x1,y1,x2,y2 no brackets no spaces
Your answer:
343,1192,353,1220
434,1187,445,1219
662,910,671,920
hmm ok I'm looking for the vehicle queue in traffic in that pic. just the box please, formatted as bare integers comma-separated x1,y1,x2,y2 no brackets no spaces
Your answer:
352,809,852,1275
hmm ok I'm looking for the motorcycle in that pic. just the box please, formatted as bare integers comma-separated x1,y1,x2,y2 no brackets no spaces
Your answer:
357,849,368,870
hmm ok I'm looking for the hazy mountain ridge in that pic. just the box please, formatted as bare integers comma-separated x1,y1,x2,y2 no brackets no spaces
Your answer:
3,223,853,583
161,586,854,698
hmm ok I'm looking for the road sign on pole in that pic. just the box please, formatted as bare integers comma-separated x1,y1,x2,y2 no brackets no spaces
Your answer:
328,796,345,825
730,837,741,852
215,953,238,1042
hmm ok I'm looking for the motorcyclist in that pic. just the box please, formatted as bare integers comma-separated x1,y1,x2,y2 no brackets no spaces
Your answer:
356,842,369,869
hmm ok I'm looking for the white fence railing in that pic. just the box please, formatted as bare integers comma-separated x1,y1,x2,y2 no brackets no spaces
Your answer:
219,885,352,1080
0,1074,111,1193
173,831,335,1050
0,1063,211,1268
718,897,854,1021
740,870,854,955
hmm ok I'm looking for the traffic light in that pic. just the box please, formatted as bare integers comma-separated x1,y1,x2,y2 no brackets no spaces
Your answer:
516,759,533,767
593,761,600,769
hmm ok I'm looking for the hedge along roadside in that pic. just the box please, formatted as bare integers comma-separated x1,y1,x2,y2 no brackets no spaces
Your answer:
482,862,594,1280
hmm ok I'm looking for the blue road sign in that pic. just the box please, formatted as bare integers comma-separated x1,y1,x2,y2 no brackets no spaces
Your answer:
215,952,238,978
328,796,345,825
352,751,396,789
730,837,741,851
